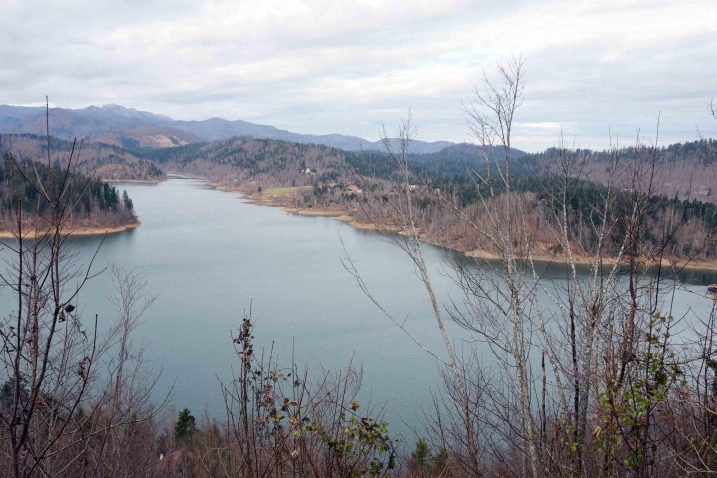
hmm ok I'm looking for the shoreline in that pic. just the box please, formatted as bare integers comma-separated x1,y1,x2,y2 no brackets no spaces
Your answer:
462,247,717,274
239,189,717,274
104,178,163,184
0,222,141,240
165,177,717,274
0,174,154,240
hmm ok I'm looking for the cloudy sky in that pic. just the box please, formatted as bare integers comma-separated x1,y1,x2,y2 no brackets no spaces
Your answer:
1,0,716,151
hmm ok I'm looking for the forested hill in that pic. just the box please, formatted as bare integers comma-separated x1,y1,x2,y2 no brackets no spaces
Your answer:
408,143,531,178
139,135,526,188
531,139,717,203
141,135,716,205
0,134,164,181
138,133,716,260
2,114,713,203
408,140,716,204
0,154,138,233
406,140,716,204
143,137,357,187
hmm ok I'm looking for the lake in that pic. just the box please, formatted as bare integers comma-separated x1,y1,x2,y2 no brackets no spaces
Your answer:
1,177,716,444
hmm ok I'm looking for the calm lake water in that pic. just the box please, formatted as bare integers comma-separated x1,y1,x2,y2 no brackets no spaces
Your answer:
1,177,716,443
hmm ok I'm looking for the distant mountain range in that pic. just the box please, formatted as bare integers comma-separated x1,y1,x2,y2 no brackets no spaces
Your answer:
0,104,453,154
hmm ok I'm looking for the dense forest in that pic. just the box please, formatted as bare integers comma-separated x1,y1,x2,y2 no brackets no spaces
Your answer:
532,139,717,202
0,154,137,233
415,173,717,257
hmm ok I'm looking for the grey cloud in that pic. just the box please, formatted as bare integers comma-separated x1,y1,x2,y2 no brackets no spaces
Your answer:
1,0,715,151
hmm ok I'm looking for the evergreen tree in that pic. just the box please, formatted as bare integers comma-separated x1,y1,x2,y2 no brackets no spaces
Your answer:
122,190,133,211
174,408,196,441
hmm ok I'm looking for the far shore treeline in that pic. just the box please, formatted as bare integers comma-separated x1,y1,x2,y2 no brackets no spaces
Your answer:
2,131,716,262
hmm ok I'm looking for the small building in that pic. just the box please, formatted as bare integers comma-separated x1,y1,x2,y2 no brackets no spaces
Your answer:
346,181,362,193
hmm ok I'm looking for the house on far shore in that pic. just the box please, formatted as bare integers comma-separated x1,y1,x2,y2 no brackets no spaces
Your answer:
346,181,363,193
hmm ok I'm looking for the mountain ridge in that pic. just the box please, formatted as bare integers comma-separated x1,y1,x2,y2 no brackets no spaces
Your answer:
0,103,453,154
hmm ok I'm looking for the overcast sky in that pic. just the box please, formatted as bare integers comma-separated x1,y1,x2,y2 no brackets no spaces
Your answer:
1,0,716,151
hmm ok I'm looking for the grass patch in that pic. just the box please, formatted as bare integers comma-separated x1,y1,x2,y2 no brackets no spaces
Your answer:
264,186,311,196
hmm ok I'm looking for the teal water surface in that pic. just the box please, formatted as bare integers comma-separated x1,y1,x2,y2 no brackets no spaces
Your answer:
1,177,715,443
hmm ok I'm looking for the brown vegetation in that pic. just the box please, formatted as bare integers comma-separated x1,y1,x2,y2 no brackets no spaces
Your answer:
0,133,165,181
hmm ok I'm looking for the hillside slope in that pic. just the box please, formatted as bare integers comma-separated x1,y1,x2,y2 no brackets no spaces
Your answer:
0,134,164,181
93,126,203,152
532,140,717,203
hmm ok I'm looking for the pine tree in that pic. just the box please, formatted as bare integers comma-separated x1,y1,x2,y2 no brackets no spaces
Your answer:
174,408,196,441
122,190,133,211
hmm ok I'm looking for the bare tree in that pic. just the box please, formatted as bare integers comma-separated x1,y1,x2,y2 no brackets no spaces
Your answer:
376,112,482,474
349,59,717,478
0,103,161,477
454,56,543,478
